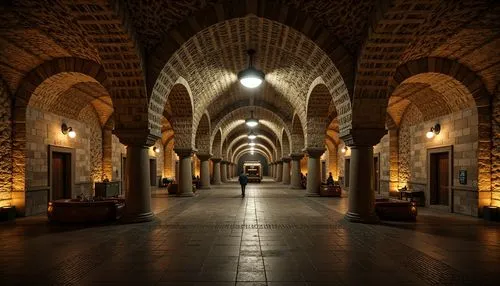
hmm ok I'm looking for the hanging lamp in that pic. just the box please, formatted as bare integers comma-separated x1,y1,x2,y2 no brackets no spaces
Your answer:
247,130,257,139
245,111,259,127
238,49,265,88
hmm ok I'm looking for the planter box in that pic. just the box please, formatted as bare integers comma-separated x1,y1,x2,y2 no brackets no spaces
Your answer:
167,183,178,194
483,206,499,221
375,198,417,221
47,199,125,223
0,206,16,221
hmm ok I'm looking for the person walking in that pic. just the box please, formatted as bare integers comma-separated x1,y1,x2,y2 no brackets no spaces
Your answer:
238,171,248,197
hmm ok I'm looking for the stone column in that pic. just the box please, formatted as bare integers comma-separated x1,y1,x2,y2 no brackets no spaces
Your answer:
290,154,303,189
282,157,291,185
305,148,325,196
276,160,283,182
273,162,277,179
221,161,228,182
269,163,273,177
198,153,212,189
175,148,195,197
212,158,222,185
114,131,158,223
342,129,386,223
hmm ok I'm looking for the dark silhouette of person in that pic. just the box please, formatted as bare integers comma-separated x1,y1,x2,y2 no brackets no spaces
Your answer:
238,171,248,197
327,172,334,185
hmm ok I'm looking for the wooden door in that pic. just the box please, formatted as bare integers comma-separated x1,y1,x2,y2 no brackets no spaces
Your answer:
430,152,449,205
52,152,71,200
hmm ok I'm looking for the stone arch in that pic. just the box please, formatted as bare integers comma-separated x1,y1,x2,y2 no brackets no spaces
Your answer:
305,78,332,148
281,129,291,158
211,129,223,159
325,136,338,179
164,79,194,149
149,15,353,141
195,111,211,154
390,57,492,212
291,113,305,154
232,144,273,163
229,137,275,161
235,150,271,165
12,58,110,214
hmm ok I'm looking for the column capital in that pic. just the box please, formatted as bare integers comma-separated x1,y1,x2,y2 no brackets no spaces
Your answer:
221,160,228,165
174,148,196,158
282,157,291,163
276,160,283,164
197,153,212,161
211,157,222,163
303,147,325,158
340,128,386,146
113,128,159,147
290,153,304,160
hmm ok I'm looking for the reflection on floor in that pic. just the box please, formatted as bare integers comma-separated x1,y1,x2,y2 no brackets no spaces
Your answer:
1,178,499,285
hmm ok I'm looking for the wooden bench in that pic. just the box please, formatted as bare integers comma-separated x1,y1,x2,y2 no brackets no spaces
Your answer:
375,198,417,221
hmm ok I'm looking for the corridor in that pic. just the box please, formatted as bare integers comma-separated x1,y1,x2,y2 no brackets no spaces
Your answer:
1,179,499,286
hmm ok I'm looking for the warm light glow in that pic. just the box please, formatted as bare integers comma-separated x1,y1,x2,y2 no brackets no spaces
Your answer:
153,146,160,153
249,142,256,146
245,119,259,127
68,130,76,138
341,148,345,153
240,76,263,88
248,131,257,139
426,131,434,139
250,151,255,155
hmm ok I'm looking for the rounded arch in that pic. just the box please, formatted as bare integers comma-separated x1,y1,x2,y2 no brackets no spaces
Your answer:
226,134,277,161
195,111,211,154
229,137,275,162
390,57,492,210
281,128,291,158
235,150,271,165
305,78,333,148
164,79,194,149
12,57,110,214
232,144,273,163
211,129,223,159
291,113,305,154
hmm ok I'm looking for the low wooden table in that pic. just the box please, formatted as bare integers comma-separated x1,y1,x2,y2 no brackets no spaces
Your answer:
320,184,342,197
47,198,125,223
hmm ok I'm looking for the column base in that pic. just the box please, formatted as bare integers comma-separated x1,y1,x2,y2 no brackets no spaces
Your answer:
199,186,211,189
290,186,303,189
121,211,155,223
344,211,379,224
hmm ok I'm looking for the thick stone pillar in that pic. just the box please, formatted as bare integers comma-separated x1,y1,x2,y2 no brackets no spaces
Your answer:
212,158,222,185
282,157,291,185
269,163,273,177
305,148,325,196
114,131,158,223
342,129,386,223
221,160,228,182
276,160,283,182
198,153,212,189
175,148,195,197
290,154,303,189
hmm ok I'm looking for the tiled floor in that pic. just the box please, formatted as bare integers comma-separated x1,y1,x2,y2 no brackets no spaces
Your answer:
1,178,499,285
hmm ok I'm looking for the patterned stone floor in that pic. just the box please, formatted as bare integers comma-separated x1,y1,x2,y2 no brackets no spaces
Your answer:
1,178,499,286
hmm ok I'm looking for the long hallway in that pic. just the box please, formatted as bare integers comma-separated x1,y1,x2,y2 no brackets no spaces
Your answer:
1,179,499,286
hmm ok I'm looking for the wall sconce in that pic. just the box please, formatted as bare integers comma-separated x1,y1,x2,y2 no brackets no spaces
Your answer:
61,123,76,138
341,146,348,153
153,146,160,153
426,124,441,139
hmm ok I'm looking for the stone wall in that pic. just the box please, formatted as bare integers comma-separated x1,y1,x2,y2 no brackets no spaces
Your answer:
492,92,500,207
374,133,390,196
111,134,126,182
0,81,12,207
398,106,479,216
25,106,102,214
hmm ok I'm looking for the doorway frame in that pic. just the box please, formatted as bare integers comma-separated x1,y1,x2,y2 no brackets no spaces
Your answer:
373,152,380,194
427,146,453,213
48,145,75,201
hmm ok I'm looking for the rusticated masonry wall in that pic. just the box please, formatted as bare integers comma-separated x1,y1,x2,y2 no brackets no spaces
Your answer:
493,92,500,207
111,134,126,188
0,81,12,207
399,106,479,216
25,106,102,215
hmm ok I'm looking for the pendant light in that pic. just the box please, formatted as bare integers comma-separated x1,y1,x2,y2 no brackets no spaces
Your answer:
238,49,265,88
247,130,257,140
245,111,259,127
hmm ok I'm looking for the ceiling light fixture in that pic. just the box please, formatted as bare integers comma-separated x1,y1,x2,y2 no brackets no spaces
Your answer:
247,130,257,140
426,124,441,139
238,49,265,88
61,123,76,138
249,142,256,146
245,111,259,127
